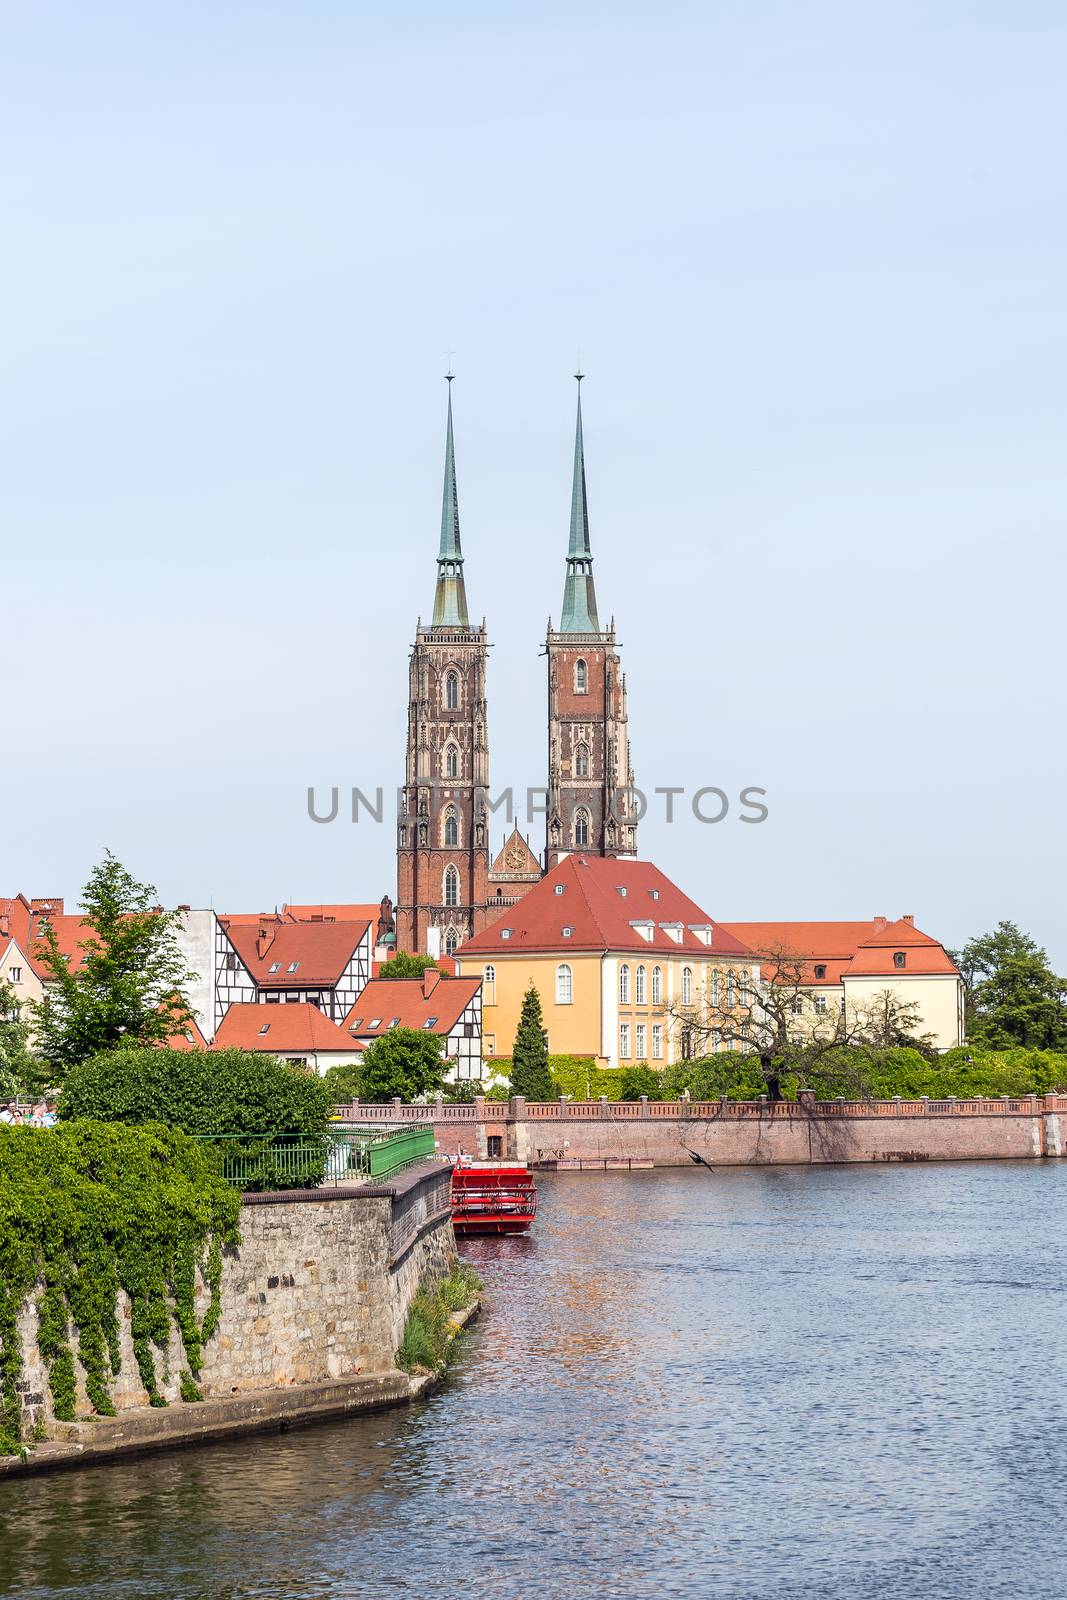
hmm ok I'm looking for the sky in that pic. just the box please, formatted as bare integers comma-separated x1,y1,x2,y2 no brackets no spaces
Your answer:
3,1,1065,967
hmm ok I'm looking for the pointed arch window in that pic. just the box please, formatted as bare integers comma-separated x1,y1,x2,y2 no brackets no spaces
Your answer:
619,964,630,1004
443,806,458,847
681,966,694,1006
651,965,662,1005
635,965,646,1005
445,928,458,956
445,671,459,710
556,963,573,1004
575,659,587,693
575,741,590,779
444,744,459,779
444,865,459,908
726,969,737,1007
574,809,590,847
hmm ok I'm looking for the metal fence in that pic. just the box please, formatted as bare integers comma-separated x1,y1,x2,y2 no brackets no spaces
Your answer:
198,1124,436,1191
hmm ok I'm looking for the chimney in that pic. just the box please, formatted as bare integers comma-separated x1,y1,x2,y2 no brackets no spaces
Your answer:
256,921,275,959
177,904,190,912
422,967,442,998
0,914,8,937
874,915,888,927
902,914,914,925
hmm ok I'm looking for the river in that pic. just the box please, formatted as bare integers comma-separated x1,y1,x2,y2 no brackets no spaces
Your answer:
2,1163,1066,1599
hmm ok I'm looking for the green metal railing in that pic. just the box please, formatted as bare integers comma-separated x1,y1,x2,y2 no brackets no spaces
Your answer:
197,1124,436,1191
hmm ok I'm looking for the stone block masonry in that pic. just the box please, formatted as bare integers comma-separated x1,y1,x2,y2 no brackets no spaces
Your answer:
16,1162,454,1434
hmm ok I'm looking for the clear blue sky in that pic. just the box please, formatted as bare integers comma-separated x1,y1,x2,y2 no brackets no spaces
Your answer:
4,2,1065,967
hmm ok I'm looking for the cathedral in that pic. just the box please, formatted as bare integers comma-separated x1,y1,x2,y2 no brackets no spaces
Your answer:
395,375,637,957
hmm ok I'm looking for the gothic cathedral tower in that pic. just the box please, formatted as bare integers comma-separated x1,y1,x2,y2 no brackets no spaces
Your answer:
546,376,637,869
396,378,490,956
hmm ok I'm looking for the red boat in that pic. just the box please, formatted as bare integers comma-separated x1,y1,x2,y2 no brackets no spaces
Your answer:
451,1161,537,1235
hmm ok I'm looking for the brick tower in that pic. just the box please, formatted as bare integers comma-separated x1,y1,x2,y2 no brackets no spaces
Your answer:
546,375,637,869
396,377,491,956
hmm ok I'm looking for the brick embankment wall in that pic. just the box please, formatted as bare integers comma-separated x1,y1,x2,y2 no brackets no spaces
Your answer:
16,1161,454,1430
334,1096,1067,1168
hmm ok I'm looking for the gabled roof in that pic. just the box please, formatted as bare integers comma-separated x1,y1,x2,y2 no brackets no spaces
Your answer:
221,918,370,987
285,904,384,925
2,896,95,981
489,829,542,882
719,918,960,982
213,1002,357,1052
165,1014,209,1051
460,856,754,958
342,973,480,1038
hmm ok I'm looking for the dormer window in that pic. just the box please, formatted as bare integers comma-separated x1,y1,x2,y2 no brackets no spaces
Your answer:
554,884,565,895
500,929,512,940
562,926,573,938
649,889,659,901
814,964,827,979
893,952,906,969
617,886,627,897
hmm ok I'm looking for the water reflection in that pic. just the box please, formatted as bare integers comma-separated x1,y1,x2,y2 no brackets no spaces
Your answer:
2,1165,1067,1599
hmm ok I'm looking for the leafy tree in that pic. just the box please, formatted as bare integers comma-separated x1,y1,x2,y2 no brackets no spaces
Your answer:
955,922,1067,1050
509,985,554,1101
58,1046,332,1137
858,989,937,1054
617,1065,662,1101
357,1028,448,1103
378,952,440,979
0,983,47,1099
30,851,197,1073
320,1059,364,1105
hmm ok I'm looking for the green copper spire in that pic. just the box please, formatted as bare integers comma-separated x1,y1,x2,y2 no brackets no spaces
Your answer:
559,372,600,633
432,373,470,628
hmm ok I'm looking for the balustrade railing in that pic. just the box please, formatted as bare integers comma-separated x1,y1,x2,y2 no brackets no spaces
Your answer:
333,1094,1064,1124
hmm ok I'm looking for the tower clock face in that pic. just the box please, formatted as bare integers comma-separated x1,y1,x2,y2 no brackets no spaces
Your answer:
505,844,526,869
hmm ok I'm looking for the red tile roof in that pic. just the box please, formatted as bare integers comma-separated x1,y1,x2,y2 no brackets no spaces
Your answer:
459,857,754,958
341,973,480,1038
719,918,959,982
285,904,383,924
165,1014,209,1051
221,919,370,987
213,1002,357,1052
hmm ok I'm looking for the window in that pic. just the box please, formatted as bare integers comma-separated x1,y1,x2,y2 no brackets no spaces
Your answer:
485,1036,496,1056
619,1021,631,1058
727,969,736,1007
444,807,458,847
483,964,495,984
710,967,720,1006
8,966,21,983
681,966,693,1006
258,1023,270,1036
368,1017,382,1028
814,963,827,980
446,671,458,709
445,744,459,778
444,865,459,907
814,994,828,1015
389,1016,401,1027
635,965,646,1004
619,964,630,1003
555,884,565,895
575,809,590,847
651,966,662,1005
649,888,659,901
268,961,281,973
894,951,906,970
575,658,587,693
287,961,299,973
790,997,803,1017
617,885,628,897
348,1018,363,1030
652,1023,663,1060
562,926,573,938
575,741,589,778
635,1023,646,1059
500,929,512,940
224,952,239,972
556,963,573,1004
681,1025,693,1060
445,929,458,956
423,1017,438,1028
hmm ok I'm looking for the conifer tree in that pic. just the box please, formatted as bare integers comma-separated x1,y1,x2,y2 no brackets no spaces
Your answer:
509,984,554,1101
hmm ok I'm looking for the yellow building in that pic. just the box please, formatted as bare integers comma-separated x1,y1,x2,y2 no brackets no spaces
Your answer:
456,855,757,1067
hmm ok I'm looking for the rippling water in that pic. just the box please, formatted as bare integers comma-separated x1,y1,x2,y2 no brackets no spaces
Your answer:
3,1164,1066,1599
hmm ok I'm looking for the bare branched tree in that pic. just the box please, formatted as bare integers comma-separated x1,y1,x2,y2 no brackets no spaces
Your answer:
667,947,932,1102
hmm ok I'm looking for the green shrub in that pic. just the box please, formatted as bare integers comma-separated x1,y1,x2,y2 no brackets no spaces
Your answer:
396,1261,482,1374
58,1046,333,1138
0,1120,239,1452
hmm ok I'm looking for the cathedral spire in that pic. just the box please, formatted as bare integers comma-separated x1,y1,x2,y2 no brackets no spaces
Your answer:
432,373,470,628
559,372,600,633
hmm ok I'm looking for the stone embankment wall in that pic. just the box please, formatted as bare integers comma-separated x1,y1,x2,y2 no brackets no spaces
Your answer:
336,1094,1067,1167
18,1162,453,1428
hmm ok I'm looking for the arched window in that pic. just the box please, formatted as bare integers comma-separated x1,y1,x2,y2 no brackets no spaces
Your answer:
444,865,459,907
443,807,458,847
575,741,590,778
710,967,720,1006
651,965,662,1005
556,963,573,1004
445,928,458,956
635,965,646,1004
445,671,458,709
575,658,587,693
619,964,630,1004
483,964,495,984
445,744,459,779
726,969,737,1007
681,966,694,1006
575,809,590,847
